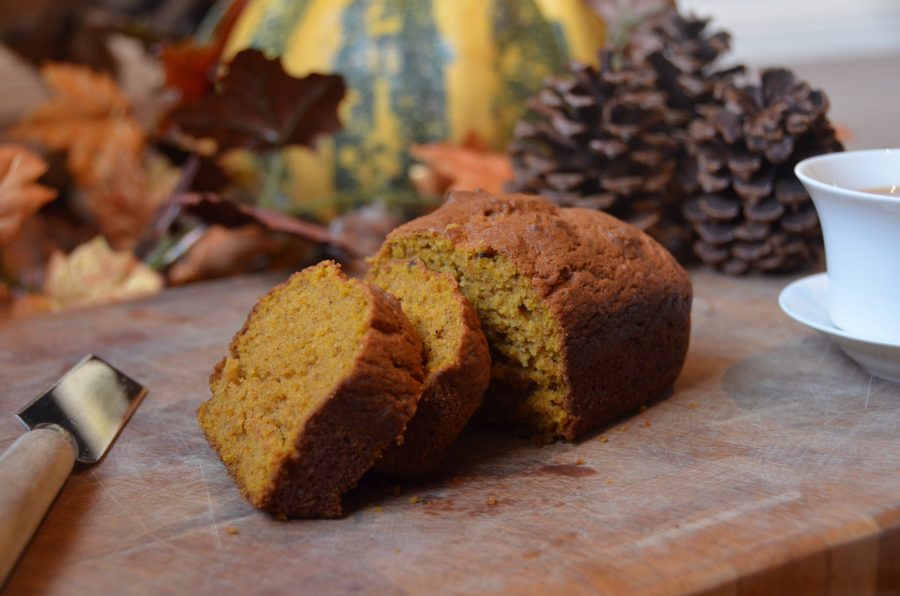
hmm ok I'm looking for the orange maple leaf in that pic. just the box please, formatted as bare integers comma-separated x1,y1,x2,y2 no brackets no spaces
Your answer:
161,41,220,105
409,133,514,196
11,63,144,187
161,0,250,104
81,149,179,250
12,64,175,249
0,144,57,246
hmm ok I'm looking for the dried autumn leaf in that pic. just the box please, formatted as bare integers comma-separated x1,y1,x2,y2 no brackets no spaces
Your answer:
160,0,250,105
0,281,11,307
1,211,97,291
587,0,674,45
168,49,346,153
11,63,144,186
172,192,351,252
166,224,281,286
42,236,163,311
161,41,219,106
0,2,118,75
9,293,54,318
587,0,673,24
81,150,179,250
409,134,514,196
0,144,57,246
328,202,403,261
833,123,854,143
12,63,173,249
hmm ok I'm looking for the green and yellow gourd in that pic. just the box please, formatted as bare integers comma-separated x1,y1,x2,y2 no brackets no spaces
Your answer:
223,0,605,210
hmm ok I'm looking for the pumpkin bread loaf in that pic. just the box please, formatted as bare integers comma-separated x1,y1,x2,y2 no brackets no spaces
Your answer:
366,259,490,477
371,191,692,441
198,261,424,517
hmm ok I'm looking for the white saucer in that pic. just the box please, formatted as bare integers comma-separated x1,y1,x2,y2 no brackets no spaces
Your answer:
779,273,900,383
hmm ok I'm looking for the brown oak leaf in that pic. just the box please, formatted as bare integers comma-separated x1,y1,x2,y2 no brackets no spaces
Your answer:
0,144,57,246
41,236,163,311
168,49,346,154
11,63,144,187
409,133,513,196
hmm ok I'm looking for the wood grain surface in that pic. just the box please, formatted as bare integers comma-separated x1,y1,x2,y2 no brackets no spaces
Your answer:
0,270,898,595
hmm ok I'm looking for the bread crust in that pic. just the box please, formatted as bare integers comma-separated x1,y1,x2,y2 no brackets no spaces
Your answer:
380,191,692,440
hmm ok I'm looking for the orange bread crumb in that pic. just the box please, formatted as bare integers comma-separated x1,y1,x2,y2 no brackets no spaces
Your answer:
367,259,490,476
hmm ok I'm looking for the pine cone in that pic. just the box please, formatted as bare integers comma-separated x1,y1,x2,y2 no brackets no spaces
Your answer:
507,50,691,258
683,68,843,275
627,9,744,127
508,10,741,262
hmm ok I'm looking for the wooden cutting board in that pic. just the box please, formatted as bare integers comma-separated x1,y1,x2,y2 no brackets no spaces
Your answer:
1,270,898,595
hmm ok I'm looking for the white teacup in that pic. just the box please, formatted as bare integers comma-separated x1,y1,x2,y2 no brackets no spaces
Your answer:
795,148,900,343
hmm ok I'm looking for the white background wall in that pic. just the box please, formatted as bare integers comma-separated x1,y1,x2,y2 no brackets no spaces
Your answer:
678,0,900,149
679,0,900,65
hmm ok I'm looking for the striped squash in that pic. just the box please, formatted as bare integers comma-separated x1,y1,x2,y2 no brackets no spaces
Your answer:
223,0,605,208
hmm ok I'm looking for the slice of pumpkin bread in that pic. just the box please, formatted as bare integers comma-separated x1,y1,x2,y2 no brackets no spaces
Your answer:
198,261,424,517
366,259,490,476
371,191,692,441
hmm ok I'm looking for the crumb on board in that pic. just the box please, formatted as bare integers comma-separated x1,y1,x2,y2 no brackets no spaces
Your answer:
394,547,401,553
598,435,609,443
688,401,699,409
487,496,498,506
409,496,421,505
374,506,383,513
225,526,239,535
642,420,652,427
576,458,585,465
617,425,628,432
606,479,615,485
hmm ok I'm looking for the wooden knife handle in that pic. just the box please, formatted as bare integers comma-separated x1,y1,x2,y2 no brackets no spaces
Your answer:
0,426,77,586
